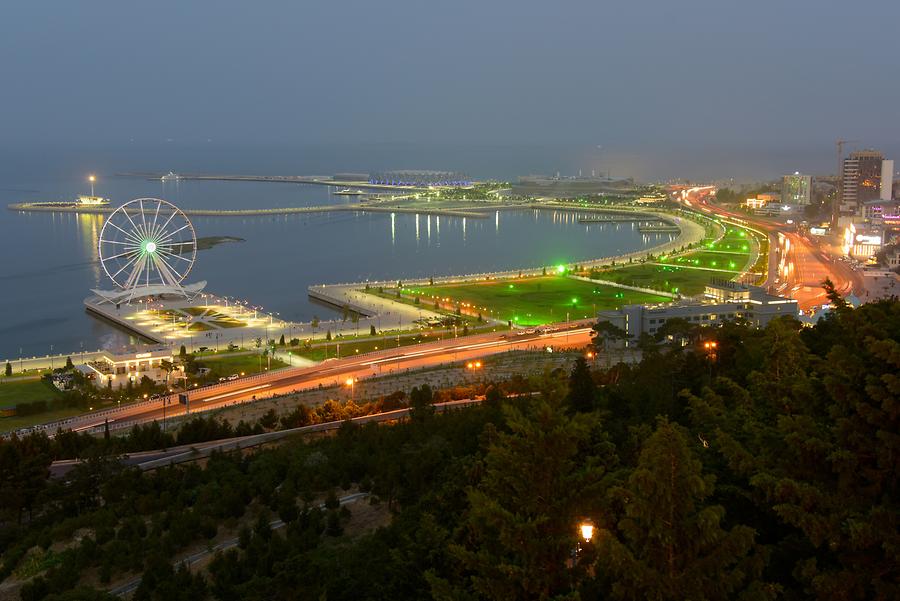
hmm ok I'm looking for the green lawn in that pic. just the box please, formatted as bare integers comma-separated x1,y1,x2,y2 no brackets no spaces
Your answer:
195,353,288,376
0,407,84,434
404,276,670,326
594,222,762,295
0,380,72,434
662,251,750,272
0,379,63,407
593,263,717,296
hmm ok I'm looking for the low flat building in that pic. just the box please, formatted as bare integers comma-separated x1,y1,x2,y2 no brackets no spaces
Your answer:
597,282,798,344
76,347,181,389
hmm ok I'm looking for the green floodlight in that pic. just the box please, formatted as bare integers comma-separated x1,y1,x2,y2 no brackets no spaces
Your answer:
571,297,578,304
141,240,157,254
508,284,514,289
556,264,566,274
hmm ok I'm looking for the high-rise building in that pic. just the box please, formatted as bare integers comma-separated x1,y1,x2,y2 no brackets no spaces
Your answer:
781,172,811,205
841,150,884,212
880,159,894,201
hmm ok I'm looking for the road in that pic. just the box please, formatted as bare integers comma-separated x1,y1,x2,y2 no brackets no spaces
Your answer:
679,187,861,311
30,323,594,436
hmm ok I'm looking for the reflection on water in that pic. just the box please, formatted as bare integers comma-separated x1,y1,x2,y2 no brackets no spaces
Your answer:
0,176,676,358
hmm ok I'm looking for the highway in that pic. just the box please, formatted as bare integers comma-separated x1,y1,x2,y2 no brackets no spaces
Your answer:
679,187,861,311
32,323,594,435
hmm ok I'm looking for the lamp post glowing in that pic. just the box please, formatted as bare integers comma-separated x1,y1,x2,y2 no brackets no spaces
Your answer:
88,174,96,197
579,520,595,543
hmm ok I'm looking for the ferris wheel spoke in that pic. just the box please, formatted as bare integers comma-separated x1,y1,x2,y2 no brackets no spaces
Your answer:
122,207,148,241
99,239,140,247
148,200,163,240
156,246,193,262
151,209,178,243
104,220,144,245
157,223,192,244
123,255,148,290
138,199,149,240
152,251,182,286
102,248,141,262
109,251,143,282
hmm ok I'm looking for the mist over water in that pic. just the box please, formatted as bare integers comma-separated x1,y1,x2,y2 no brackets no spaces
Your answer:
0,141,868,186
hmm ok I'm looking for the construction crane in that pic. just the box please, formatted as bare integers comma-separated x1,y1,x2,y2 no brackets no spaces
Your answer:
836,139,859,171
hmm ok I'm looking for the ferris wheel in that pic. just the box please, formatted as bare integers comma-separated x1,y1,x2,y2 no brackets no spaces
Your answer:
97,198,197,298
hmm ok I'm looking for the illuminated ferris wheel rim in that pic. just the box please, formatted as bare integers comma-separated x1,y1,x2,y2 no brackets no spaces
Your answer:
97,198,197,293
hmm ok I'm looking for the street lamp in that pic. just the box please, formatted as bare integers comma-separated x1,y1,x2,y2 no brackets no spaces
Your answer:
579,519,595,543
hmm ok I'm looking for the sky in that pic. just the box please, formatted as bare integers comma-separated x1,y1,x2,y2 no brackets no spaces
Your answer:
2,0,900,180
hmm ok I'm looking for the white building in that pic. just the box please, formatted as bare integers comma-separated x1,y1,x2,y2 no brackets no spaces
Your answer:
782,173,811,205
596,282,798,344
76,347,181,389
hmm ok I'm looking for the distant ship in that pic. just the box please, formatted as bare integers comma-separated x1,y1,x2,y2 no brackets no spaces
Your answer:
160,171,181,182
334,188,363,195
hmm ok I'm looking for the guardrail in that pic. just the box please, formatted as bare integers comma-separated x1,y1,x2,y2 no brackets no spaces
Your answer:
567,274,679,299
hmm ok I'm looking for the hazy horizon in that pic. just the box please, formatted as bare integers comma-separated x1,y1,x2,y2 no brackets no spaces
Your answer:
3,1,899,181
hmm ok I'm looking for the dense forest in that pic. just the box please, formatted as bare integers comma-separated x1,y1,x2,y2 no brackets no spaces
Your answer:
1,297,898,600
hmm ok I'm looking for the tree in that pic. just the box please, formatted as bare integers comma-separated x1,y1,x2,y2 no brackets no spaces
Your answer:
5,361,11,377
598,419,771,601
311,316,320,330
179,345,187,358
259,408,278,430
65,356,74,370
567,356,595,413
325,330,332,341
409,384,434,422
653,317,700,346
279,334,285,346
433,397,611,600
592,320,627,354
822,277,849,311
542,266,547,276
